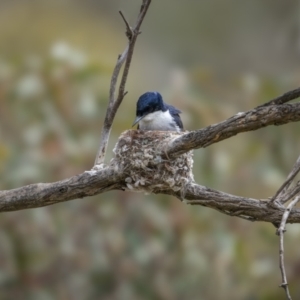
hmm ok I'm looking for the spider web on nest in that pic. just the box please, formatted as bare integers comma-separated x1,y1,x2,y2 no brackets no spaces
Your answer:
111,130,194,193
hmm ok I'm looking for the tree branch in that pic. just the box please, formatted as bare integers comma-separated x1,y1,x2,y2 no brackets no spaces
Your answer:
3,164,300,225
281,182,300,204
0,167,122,212
3,102,300,225
258,86,300,107
94,0,152,166
271,155,300,203
276,196,300,300
166,102,300,158
166,182,300,224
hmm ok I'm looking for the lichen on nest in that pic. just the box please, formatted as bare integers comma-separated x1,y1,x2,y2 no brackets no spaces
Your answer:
111,130,194,193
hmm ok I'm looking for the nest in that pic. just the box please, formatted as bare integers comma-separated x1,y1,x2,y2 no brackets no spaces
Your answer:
111,130,194,193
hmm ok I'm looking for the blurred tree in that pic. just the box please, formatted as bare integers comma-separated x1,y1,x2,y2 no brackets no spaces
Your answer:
1,1,300,300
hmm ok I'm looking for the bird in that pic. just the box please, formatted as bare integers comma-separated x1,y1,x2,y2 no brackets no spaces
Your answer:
132,91,183,131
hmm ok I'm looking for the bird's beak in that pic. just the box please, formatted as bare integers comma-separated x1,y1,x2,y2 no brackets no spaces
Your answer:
132,115,144,127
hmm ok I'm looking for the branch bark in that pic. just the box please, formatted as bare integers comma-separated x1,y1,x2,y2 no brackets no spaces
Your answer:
183,183,300,223
0,168,122,212
2,154,300,226
166,102,300,158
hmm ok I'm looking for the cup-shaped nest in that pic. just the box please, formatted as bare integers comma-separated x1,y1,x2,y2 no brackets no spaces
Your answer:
112,130,194,193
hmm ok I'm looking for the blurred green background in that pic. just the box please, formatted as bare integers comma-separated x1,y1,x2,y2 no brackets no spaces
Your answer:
1,0,300,299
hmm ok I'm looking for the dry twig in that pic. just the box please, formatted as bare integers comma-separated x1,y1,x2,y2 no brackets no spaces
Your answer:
258,87,300,107
276,196,300,300
271,155,300,203
94,0,152,165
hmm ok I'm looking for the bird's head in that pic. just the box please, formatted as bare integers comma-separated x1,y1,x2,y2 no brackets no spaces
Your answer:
132,91,166,127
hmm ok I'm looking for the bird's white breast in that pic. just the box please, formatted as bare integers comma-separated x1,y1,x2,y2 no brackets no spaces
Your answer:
138,110,180,131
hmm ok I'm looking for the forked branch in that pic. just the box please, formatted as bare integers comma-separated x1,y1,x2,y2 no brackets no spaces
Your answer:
167,100,300,158
94,0,152,166
271,155,300,203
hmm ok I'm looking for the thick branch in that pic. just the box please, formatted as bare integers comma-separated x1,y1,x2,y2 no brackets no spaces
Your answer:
0,168,122,212
163,182,300,224
2,169,300,223
167,102,300,158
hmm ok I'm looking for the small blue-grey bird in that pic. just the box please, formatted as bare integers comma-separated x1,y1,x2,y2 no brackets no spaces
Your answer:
132,91,183,131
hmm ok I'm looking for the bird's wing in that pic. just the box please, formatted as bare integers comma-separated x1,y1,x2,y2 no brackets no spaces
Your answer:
166,104,184,130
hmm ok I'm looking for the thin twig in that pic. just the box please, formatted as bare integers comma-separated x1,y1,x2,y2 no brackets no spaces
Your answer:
119,11,133,39
258,87,300,108
94,0,152,166
281,181,300,204
276,196,300,300
271,155,300,203
94,47,129,166
114,1,151,114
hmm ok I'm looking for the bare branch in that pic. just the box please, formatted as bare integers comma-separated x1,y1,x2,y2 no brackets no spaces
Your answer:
258,86,300,107
167,182,300,224
166,102,300,158
94,0,152,166
94,46,129,166
271,155,300,203
281,181,300,204
119,11,133,40
0,167,122,212
2,160,300,224
276,196,300,300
